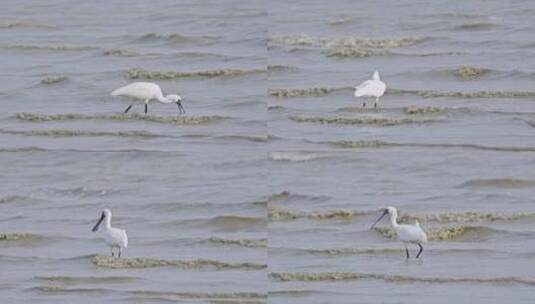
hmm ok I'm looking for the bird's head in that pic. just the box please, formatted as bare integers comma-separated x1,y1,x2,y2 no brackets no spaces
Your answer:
166,94,182,103
166,94,185,114
92,209,112,232
370,206,396,229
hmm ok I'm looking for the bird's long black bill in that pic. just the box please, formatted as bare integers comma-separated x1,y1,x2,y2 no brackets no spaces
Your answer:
177,102,185,114
370,210,388,229
92,213,105,232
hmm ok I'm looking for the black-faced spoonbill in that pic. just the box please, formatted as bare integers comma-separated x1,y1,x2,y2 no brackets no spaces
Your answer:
354,70,386,108
111,82,185,115
370,206,427,259
92,209,128,258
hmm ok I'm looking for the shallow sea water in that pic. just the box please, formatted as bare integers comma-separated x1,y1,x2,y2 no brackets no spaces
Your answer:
1,0,535,303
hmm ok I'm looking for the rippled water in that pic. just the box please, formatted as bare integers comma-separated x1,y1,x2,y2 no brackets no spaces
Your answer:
0,0,266,303
2,0,535,303
268,0,535,303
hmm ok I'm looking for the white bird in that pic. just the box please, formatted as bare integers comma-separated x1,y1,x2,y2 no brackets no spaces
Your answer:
111,82,185,115
354,70,386,108
92,209,128,258
370,206,427,259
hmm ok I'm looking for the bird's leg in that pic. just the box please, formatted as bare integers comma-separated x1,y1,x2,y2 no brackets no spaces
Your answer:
362,99,366,108
124,105,133,113
144,103,148,115
416,243,424,259
118,247,122,258
111,247,115,257
374,97,378,109
405,245,410,259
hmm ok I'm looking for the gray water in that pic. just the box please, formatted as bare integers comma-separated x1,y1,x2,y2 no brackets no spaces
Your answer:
2,0,535,303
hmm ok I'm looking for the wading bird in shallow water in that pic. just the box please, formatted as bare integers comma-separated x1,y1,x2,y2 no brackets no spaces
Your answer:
370,206,427,259
112,82,185,115
354,70,386,108
92,209,128,258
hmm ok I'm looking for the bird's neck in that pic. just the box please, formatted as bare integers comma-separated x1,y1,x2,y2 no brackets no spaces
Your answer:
157,94,173,104
104,217,112,230
389,211,399,228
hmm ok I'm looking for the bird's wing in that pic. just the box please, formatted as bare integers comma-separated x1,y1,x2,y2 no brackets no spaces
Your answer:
108,228,128,248
355,80,373,91
355,80,386,97
111,82,160,100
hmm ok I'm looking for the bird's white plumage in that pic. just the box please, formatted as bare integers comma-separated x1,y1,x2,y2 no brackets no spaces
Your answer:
105,226,128,249
112,82,164,102
92,209,128,257
354,71,386,107
395,221,428,244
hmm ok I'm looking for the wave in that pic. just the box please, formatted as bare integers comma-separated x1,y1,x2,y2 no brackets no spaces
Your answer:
269,34,433,58
456,22,496,31
126,67,264,80
280,247,404,256
92,254,265,270
131,290,266,300
269,206,366,220
204,237,267,248
325,48,392,58
30,286,112,294
399,211,533,223
268,65,298,72
457,178,535,189
269,34,425,49
331,140,535,152
35,275,138,284
267,191,328,203
0,233,44,246
103,48,139,57
373,225,498,241
139,32,218,43
269,151,333,162
269,204,529,223
389,88,535,98
286,247,496,256
269,191,292,202
0,233,40,241
46,186,115,197
404,106,443,114
269,272,535,286
0,195,28,204
327,49,466,59
268,106,286,111
0,128,161,138
0,146,47,152
269,86,349,97
40,75,68,85
454,65,492,80
15,112,225,125
327,16,357,26
217,135,268,143
270,85,535,99
278,209,509,225
0,44,95,51
290,115,438,126
0,22,57,29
